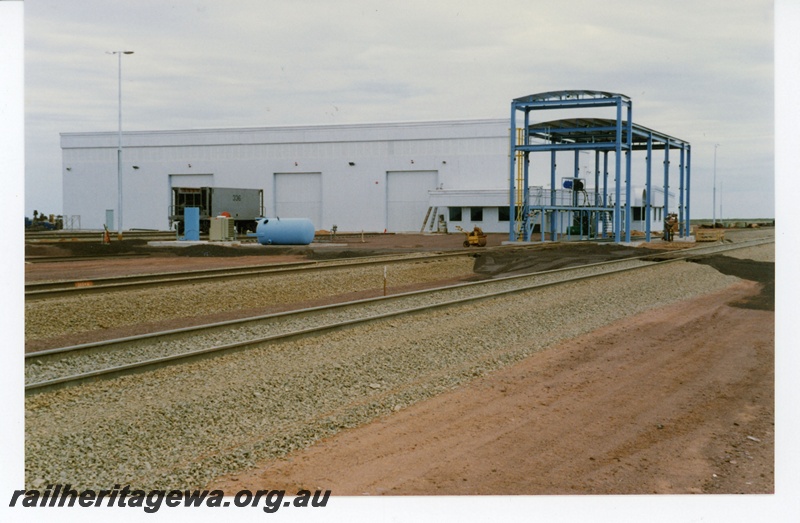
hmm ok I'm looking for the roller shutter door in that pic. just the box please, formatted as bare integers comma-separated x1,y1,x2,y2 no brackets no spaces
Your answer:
169,173,214,190
387,170,437,232
274,172,322,228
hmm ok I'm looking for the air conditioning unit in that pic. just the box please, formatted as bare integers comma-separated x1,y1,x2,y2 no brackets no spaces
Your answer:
209,216,235,241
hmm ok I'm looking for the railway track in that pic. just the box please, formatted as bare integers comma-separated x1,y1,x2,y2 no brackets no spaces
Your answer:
24,253,155,264
25,237,773,394
24,230,387,247
25,230,179,243
23,234,768,300
24,251,475,300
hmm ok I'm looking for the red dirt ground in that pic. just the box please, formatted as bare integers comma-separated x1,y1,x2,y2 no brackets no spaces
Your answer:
209,280,774,496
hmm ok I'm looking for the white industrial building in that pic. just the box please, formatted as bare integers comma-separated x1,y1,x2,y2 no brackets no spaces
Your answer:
61,116,676,237
62,119,507,234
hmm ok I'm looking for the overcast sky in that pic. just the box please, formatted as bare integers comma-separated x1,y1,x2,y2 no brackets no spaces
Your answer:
22,0,775,220
22,0,778,221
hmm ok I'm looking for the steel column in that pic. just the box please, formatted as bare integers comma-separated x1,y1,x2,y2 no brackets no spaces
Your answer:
645,133,653,242
523,152,531,242
614,99,622,243
679,146,685,237
685,146,692,237
663,140,671,218
624,101,633,243
508,102,517,241
522,110,531,241
594,150,600,238
603,151,609,239
572,149,581,237
550,149,557,239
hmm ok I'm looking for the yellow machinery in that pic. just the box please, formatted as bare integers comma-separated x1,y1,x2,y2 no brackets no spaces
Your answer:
456,226,487,247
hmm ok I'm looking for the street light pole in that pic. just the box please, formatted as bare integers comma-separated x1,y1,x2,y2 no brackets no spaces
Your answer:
109,50,134,240
712,143,720,228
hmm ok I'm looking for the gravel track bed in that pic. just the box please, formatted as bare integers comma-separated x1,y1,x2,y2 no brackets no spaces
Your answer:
25,259,745,490
718,243,775,262
25,258,653,385
25,257,476,341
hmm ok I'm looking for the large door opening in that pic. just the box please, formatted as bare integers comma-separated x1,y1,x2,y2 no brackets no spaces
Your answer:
386,170,437,232
168,173,213,229
274,172,322,228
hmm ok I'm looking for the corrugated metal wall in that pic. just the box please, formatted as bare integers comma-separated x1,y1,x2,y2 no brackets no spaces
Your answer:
61,120,510,232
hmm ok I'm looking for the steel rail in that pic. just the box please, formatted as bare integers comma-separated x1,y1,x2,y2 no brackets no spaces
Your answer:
24,250,477,300
24,253,156,264
24,230,389,244
25,238,773,394
25,232,180,243
23,235,771,299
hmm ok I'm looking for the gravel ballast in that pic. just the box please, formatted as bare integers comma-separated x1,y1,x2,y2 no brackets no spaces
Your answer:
25,258,653,385
25,257,476,341
25,258,750,490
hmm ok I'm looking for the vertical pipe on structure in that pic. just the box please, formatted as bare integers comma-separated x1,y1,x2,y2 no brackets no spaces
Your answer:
679,146,685,237
522,110,531,241
508,102,517,241
645,133,653,242
515,128,526,240
572,149,580,238
624,101,633,243
663,140,671,219
614,99,622,243
523,151,531,241
594,150,600,239
685,145,692,237
541,203,545,242
550,149,557,240
624,150,631,242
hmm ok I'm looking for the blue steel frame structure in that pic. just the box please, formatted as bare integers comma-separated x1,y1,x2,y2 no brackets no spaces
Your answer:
508,90,691,243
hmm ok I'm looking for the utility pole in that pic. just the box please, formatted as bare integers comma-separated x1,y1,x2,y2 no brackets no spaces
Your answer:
712,143,720,228
108,50,134,240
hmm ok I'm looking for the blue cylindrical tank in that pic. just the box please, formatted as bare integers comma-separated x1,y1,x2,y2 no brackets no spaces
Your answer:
255,217,315,245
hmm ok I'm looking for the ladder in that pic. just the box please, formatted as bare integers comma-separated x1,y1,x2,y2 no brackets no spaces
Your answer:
603,211,613,235
527,209,541,235
421,207,438,232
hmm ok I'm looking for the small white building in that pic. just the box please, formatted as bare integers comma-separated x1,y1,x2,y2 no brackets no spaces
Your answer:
61,118,674,235
430,185,674,239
